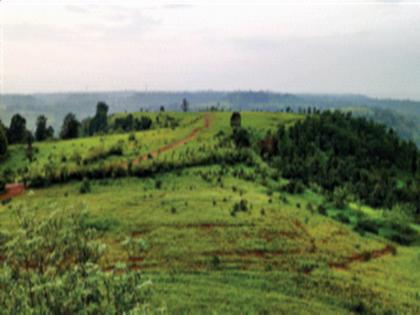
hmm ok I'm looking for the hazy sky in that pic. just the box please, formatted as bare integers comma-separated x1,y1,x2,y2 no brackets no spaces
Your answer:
1,0,420,99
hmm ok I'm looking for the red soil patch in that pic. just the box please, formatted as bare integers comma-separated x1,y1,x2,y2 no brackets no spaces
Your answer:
329,245,396,270
0,183,25,202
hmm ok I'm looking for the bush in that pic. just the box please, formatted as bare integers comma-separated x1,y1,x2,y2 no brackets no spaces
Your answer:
231,199,249,216
155,179,162,189
0,206,151,313
383,221,418,245
79,178,91,194
0,180,5,194
317,204,327,215
334,212,351,224
81,217,119,232
354,217,381,234
282,179,305,194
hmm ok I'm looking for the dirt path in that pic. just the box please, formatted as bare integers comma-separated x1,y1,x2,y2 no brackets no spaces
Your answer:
0,114,212,202
0,183,26,202
133,113,211,164
328,245,396,270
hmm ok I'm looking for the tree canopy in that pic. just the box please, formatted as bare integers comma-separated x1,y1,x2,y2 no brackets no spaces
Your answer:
60,113,80,140
7,114,27,144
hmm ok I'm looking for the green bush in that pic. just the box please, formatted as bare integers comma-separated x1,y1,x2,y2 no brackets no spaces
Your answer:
354,217,381,234
79,178,91,194
0,180,5,194
0,207,151,313
282,179,305,194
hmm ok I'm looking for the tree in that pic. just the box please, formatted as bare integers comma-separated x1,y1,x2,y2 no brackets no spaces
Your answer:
160,106,165,112
89,102,109,135
230,112,241,129
60,113,80,139
46,126,55,139
26,131,34,162
0,121,7,156
35,115,48,141
7,114,27,144
181,98,189,112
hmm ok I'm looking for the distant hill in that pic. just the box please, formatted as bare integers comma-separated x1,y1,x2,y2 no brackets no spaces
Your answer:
1,91,419,145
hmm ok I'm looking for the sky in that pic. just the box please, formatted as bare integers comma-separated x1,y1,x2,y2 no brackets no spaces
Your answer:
1,0,420,100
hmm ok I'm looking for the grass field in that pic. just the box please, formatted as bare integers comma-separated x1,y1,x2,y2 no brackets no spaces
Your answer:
0,111,419,314
1,164,419,313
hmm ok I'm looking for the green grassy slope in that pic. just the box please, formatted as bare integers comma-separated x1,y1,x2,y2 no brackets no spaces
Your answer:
1,166,419,314
0,111,419,313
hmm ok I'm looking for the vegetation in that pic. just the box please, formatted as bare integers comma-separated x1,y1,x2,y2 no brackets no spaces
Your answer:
0,108,419,314
0,206,151,313
0,121,7,156
60,113,80,140
262,110,419,214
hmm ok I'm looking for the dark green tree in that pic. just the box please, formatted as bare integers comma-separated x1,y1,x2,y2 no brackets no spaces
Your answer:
60,113,80,139
35,115,48,141
232,128,251,148
46,126,54,139
89,102,109,135
7,114,27,144
26,131,34,162
181,98,189,112
230,112,241,129
0,120,7,156
160,105,165,112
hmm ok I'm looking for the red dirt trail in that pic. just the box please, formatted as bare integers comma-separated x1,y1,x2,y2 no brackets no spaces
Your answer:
0,114,211,202
328,245,396,270
133,113,210,164
0,183,26,202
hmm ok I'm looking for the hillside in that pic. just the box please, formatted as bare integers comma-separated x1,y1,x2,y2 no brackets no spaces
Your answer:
1,91,419,146
0,111,419,313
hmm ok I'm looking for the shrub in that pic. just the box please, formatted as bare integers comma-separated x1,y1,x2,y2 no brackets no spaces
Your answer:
211,255,221,269
317,204,327,215
231,199,249,216
81,217,119,232
384,221,418,245
128,133,137,142
0,180,5,194
282,179,305,194
334,212,351,224
155,179,162,189
354,217,381,234
0,206,151,313
79,178,91,194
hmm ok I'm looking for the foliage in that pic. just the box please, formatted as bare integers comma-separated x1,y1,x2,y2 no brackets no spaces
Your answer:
232,128,251,148
35,115,54,141
7,114,27,144
60,113,80,140
89,102,109,135
230,112,241,129
264,110,419,213
0,207,151,314
0,121,7,156
80,178,92,194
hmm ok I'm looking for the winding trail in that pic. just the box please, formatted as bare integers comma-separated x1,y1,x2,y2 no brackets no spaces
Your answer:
328,244,396,270
0,113,212,202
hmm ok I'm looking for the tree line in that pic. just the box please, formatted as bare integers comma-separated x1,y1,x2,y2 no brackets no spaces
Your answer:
257,110,419,214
